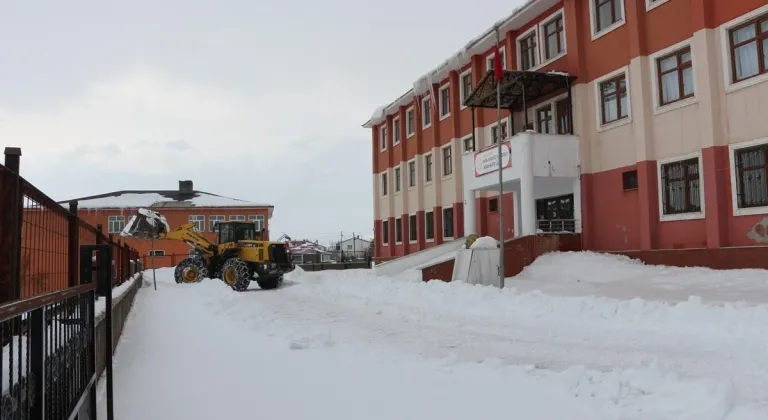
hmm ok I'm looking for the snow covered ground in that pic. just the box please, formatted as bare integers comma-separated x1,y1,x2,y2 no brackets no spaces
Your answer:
98,253,768,420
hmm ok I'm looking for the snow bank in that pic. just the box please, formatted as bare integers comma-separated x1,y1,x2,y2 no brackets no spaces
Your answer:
469,236,498,249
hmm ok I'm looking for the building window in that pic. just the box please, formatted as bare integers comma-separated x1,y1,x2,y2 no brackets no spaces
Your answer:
657,47,694,106
556,99,571,134
409,214,417,241
487,48,507,72
425,211,434,240
406,108,415,136
148,250,165,257
425,154,433,182
537,105,553,133
660,158,701,215
442,145,453,176
519,31,538,70
600,74,628,125
382,173,388,196
395,167,401,192
189,215,205,232
463,135,475,152
734,144,768,209
594,0,623,33
408,161,416,187
543,14,565,60
248,215,265,231
382,220,389,244
209,215,225,232
395,218,402,243
443,207,454,238
439,85,451,118
422,98,432,127
728,14,767,83
108,215,125,234
380,126,387,151
489,198,498,212
622,170,638,190
393,118,401,144
491,121,508,143
229,215,245,221
460,71,472,104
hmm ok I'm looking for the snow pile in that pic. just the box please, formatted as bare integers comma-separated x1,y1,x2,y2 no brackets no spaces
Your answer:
469,236,498,249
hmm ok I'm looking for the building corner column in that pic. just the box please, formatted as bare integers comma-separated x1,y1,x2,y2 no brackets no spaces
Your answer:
463,189,477,236
520,135,536,236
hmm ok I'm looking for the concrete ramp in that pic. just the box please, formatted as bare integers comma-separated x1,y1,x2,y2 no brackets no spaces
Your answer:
373,238,465,278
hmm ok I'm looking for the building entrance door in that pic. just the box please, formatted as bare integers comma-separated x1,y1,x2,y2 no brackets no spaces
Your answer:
535,193,575,232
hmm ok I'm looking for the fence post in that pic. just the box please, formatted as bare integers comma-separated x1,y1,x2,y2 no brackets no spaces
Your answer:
68,200,79,287
124,244,131,280
0,147,23,303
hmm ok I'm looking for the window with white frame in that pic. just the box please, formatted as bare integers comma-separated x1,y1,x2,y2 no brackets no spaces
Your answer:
248,215,265,231
463,135,475,152
406,107,415,136
230,215,245,221
599,72,629,125
395,218,402,243
542,13,565,61
487,48,506,72
408,160,416,187
593,0,624,34
380,126,387,150
149,250,165,257
443,207,454,238
659,157,702,215
439,85,451,118
393,118,401,145
422,97,432,127
108,215,125,234
382,220,389,244
189,215,205,232
518,29,538,70
442,145,452,176
733,142,768,210
727,12,767,84
382,172,388,196
409,214,417,242
424,154,433,182
536,105,554,134
460,71,472,105
394,167,401,192
425,211,434,240
656,46,694,106
491,120,509,143
209,215,225,232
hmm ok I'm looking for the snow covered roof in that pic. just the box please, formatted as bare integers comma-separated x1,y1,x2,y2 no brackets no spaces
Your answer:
62,190,274,217
361,0,560,128
289,240,330,255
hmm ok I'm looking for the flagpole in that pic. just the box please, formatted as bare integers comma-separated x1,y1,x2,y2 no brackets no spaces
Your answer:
494,25,505,289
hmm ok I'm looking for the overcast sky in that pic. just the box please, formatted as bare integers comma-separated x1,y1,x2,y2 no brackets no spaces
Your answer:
0,0,524,243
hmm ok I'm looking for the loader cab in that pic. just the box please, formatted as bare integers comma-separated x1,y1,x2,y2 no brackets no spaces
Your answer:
217,221,258,244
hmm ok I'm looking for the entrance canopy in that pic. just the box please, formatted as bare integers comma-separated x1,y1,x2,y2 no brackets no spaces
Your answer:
463,70,576,111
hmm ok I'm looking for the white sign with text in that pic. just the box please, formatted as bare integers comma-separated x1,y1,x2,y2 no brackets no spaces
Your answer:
474,142,511,176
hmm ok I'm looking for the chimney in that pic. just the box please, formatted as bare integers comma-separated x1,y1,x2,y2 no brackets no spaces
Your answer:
179,180,194,195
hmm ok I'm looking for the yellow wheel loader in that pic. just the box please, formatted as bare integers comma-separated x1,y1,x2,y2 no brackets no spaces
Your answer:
121,208,294,291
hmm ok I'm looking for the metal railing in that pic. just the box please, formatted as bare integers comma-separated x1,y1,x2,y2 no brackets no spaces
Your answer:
536,219,581,234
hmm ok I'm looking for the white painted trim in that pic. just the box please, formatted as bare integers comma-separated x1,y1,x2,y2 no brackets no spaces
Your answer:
392,116,401,145
645,0,671,12
486,46,507,72
537,7,567,68
515,25,539,71
533,102,555,134
405,106,416,138
379,125,387,151
438,84,452,120
423,153,434,185
381,170,389,198
588,0,626,41
441,143,454,178
407,159,417,190
461,134,475,154
656,151,706,222
459,69,472,110
719,5,768,93
593,65,632,132
394,166,402,194
381,219,390,246
648,37,699,115
421,96,432,129
729,137,768,217
489,118,509,144
425,210,435,242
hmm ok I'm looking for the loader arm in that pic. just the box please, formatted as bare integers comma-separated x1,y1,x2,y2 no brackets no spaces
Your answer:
159,223,217,258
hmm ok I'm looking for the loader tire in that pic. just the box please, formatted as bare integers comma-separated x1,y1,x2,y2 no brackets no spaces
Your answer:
221,258,251,292
256,275,283,290
175,258,208,284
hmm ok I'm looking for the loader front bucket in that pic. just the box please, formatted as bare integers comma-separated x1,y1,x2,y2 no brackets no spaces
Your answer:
120,208,170,238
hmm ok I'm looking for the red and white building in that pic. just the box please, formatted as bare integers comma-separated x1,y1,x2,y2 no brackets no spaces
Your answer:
365,0,768,267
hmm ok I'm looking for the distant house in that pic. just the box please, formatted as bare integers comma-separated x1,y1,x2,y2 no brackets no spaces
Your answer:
333,236,372,261
288,240,331,264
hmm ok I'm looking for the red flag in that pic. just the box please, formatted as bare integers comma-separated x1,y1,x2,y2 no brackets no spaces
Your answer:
493,44,503,81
